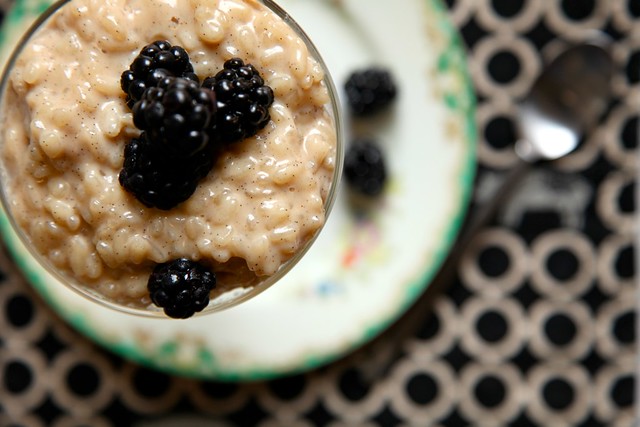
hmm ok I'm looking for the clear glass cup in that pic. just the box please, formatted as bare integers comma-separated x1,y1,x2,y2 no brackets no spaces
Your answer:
0,0,343,318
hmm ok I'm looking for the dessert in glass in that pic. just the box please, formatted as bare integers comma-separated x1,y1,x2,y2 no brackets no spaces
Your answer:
0,0,343,318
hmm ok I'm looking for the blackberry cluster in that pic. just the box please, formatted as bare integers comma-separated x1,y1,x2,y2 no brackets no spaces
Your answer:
120,48,274,210
147,258,216,319
344,139,387,197
118,45,275,317
118,132,214,210
121,40,198,108
344,68,397,116
203,58,275,144
132,77,217,157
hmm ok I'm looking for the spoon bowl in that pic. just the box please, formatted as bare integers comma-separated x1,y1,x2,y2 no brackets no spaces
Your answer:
516,40,614,162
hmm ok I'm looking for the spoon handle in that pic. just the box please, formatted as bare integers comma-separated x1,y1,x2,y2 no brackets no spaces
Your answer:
451,156,532,259
358,156,533,382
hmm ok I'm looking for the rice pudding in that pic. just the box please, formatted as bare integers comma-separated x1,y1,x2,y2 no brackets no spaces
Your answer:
0,0,339,312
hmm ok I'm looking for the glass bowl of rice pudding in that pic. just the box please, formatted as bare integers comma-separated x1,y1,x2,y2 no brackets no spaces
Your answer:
0,0,343,318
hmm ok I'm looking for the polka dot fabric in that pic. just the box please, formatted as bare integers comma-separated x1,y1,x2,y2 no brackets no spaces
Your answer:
1,0,638,425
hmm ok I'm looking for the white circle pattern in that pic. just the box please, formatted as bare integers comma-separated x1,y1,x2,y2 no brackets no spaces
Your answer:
528,299,594,361
526,363,592,426
460,228,529,296
530,230,596,301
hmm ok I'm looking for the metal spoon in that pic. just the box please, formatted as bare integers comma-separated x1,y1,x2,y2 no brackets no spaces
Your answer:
358,38,614,381
450,37,614,260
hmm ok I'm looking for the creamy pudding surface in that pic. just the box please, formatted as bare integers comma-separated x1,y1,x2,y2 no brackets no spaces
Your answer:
0,0,337,308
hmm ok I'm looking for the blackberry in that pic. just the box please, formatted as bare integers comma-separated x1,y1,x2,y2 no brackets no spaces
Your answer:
202,58,274,144
343,139,387,197
132,76,217,157
148,258,216,319
344,68,397,116
121,40,198,108
118,132,215,210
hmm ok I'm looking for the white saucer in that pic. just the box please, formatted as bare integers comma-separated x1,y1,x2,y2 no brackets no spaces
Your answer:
0,0,476,380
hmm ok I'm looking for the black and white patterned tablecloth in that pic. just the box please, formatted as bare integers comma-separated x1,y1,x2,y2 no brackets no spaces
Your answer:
1,0,638,426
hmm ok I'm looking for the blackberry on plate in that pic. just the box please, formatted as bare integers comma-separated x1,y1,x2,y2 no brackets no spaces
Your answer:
148,258,216,319
132,76,217,157
343,139,387,197
118,132,215,210
121,40,198,108
344,68,397,116
202,57,274,144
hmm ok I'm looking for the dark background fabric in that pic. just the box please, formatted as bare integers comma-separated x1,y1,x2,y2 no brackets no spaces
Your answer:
1,0,638,426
